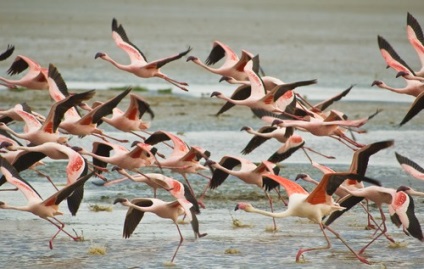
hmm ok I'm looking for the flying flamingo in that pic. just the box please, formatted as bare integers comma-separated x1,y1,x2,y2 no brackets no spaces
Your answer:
215,75,285,116
270,110,381,149
186,40,261,82
0,157,94,249
240,125,294,154
235,172,381,264
144,130,211,201
95,18,191,91
0,44,14,61
94,93,154,139
72,140,157,180
211,56,317,118
2,141,88,215
113,196,194,264
206,156,282,230
0,55,49,90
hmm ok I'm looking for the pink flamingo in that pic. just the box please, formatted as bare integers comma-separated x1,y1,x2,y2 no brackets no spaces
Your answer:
2,141,88,215
398,90,424,126
328,185,424,254
72,140,157,179
235,172,381,264
270,110,381,149
95,93,154,139
187,40,255,81
144,130,211,194
206,155,283,230
95,18,191,91
0,157,93,249
113,196,194,264
0,55,48,90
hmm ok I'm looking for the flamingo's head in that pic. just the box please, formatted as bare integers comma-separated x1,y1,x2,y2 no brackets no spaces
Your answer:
210,91,221,98
95,52,106,59
234,202,252,212
186,56,198,62
371,80,382,87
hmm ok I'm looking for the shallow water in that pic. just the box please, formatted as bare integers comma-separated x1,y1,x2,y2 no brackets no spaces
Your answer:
1,0,424,268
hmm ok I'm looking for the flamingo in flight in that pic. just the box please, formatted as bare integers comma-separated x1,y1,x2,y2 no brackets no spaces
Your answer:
94,93,154,140
270,109,381,149
113,195,194,264
72,140,158,180
95,18,191,91
0,157,94,249
144,130,211,200
406,12,424,78
1,141,88,215
0,55,48,90
205,156,283,230
186,40,258,81
0,44,14,61
211,55,317,118
235,172,381,264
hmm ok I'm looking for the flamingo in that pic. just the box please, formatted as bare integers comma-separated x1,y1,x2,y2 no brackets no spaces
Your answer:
144,130,211,200
206,156,282,230
395,151,424,181
211,56,316,118
270,110,381,149
0,55,48,90
72,140,157,179
235,172,381,264
113,196,194,264
95,18,191,91
0,44,14,61
94,93,154,139
0,157,94,249
371,79,424,97
1,141,88,215
52,88,131,142
215,75,285,116
240,125,294,154
186,40,255,81
326,184,424,254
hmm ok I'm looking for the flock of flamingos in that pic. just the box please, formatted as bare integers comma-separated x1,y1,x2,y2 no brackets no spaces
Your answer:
1,12,424,265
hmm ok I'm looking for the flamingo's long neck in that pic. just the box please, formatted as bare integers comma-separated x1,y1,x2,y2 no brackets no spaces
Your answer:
193,59,220,75
246,205,292,219
103,55,132,72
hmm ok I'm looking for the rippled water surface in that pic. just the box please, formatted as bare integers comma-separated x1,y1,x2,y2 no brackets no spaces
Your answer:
1,0,424,268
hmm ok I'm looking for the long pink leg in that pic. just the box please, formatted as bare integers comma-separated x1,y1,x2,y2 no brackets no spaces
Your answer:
46,217,81,249
359,207,395,254
170,223,184,263
296,223,332,262
264,191,278,231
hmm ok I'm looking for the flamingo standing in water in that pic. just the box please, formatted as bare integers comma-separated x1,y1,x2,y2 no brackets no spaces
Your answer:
0,157,94,249
95,18,191,91
113,196,193,264
235,172,381,264
0,55,48,90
